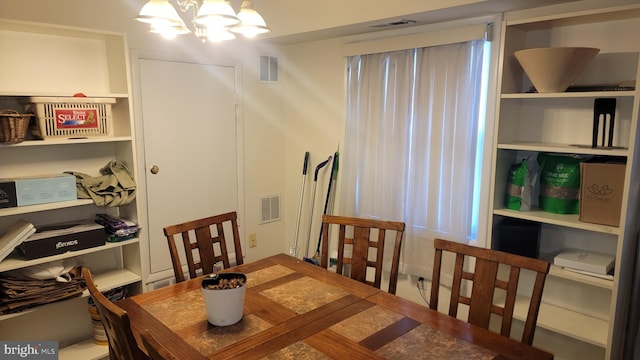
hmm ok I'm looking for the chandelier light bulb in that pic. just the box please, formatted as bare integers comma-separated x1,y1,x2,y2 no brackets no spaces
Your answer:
150,23,191,39
207,27,237,42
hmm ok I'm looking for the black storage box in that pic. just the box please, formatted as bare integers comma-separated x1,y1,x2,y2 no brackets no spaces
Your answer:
0,180,17,208
17,222,105,260
495,218,541,259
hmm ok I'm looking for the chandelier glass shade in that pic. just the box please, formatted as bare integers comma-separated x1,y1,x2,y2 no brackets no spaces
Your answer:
230,1,269,38
136,0,270,42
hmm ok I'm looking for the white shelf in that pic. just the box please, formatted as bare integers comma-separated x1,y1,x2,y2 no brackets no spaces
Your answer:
513,295,608,348
548,265,614,290
0,239,140,272
0,91,129,98
506,3,640,27
0,136,133,148
496,142,629,157
0,200,95,216
501,91,636,99
493,208,620,235
90,267,142,291
59,338,108,360
0,267,141,321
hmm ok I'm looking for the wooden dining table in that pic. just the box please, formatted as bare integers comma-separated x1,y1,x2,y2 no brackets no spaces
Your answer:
118,253,553,360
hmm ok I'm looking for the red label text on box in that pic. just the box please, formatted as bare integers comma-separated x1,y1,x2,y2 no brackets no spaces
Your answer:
55,109,99,129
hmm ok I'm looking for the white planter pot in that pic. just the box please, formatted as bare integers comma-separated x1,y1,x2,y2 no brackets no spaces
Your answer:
201,272,247,326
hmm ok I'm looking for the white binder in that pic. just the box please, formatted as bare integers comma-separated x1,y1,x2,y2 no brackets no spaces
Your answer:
0,220,36,262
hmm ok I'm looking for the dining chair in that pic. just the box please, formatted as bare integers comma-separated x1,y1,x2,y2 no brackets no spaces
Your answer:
163,211,244,282
320,214,405,294
430,238,550,345
82,268,147,360
140,329,178,360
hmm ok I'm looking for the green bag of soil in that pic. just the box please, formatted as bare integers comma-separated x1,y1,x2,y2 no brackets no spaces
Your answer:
505,159,532,211
537,153,585,214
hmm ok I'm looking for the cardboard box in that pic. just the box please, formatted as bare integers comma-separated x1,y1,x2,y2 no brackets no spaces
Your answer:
0,180,17,208
17,222,105,260
554,249,615,275
14,174,77,206
579,161,625,226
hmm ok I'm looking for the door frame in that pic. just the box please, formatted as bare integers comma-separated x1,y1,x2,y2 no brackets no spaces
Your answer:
130,48,245,287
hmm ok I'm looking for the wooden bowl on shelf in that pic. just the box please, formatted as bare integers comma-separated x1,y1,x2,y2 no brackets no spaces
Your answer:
514,47,600,93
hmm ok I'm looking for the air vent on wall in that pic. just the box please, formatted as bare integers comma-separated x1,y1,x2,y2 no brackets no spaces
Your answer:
260,56,278,82
369,19,417,28
260,194,280,223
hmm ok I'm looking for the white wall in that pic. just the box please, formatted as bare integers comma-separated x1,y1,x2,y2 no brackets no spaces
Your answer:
279,38,346,256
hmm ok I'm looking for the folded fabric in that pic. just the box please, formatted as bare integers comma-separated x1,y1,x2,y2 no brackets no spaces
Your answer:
67,160,136,207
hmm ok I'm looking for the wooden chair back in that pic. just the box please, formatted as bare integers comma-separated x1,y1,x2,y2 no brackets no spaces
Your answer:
320,215,405,294
430,238,550,345
163,211,243,282
82,268,147,360
140,329,178,360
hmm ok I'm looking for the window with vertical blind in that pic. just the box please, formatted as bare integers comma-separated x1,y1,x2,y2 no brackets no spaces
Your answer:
338,21,494,276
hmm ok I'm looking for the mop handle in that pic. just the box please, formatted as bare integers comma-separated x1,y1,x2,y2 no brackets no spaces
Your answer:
304,156,332,257
292,152,310,255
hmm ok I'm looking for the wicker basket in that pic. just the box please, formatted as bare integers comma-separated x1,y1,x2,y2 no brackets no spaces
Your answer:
0,109,33,144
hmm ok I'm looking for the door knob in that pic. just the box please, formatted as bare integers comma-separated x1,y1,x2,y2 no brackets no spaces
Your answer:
150,165,159,174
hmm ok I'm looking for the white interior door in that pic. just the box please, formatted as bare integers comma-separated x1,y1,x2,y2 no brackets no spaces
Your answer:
136,57,241,277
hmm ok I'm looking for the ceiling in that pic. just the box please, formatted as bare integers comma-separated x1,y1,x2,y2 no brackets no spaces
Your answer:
264,0,580,44
0,0,588,48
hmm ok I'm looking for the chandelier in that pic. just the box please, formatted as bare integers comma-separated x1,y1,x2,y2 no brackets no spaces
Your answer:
136,0,270,42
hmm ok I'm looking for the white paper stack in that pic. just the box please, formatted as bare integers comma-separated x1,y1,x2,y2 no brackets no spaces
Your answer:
554,249,615,275
0,220,36,262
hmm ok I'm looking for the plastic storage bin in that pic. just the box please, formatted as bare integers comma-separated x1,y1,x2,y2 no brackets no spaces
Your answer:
27,97,115,139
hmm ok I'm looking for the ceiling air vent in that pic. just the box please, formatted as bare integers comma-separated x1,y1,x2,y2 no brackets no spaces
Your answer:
370,19,417,28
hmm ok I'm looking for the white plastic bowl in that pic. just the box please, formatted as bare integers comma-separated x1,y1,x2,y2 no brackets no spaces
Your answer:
514,47,600,93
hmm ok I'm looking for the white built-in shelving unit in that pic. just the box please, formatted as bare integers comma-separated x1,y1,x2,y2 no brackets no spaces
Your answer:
0,19,142,360
489,2,640,358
